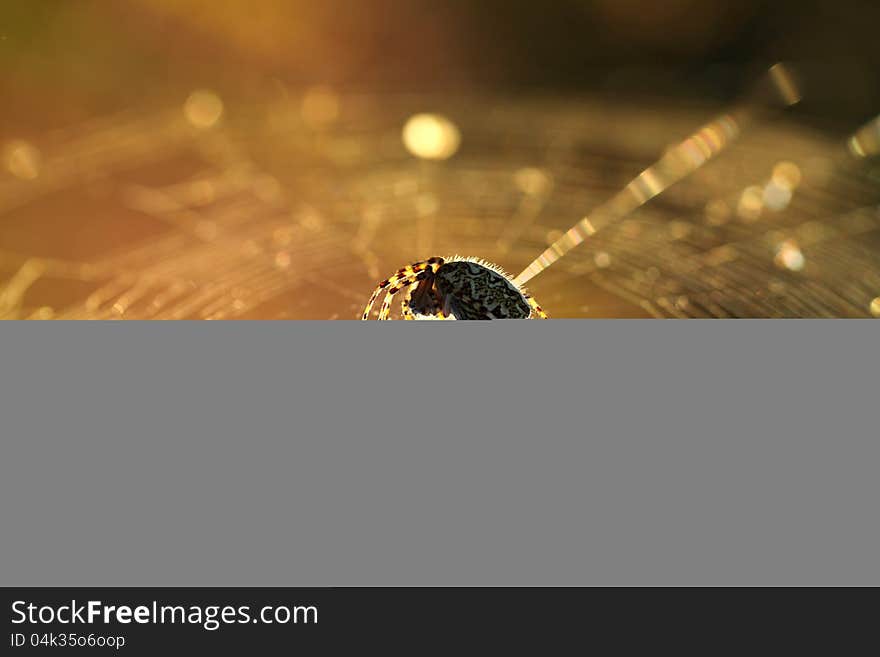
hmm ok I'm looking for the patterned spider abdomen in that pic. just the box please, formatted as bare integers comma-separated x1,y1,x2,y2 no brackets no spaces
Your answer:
435,260,531,319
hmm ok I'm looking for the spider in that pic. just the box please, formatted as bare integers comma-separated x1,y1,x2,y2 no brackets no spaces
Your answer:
361,256,549,320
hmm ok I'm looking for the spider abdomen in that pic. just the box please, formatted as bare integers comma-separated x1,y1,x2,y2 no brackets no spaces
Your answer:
435,260,531,320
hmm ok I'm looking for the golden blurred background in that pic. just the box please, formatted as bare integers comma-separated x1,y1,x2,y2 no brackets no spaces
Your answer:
1,0,879,318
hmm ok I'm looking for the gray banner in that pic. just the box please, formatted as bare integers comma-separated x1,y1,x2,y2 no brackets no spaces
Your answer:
1,321,877,586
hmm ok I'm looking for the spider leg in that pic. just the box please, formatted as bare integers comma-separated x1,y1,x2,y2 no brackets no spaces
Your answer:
378,279,420,320
402,285,448,320
434,289,450,319
362,259,436,320
524,292,550,319
363,284,387,320
378,262,449,320
401,295,416,320
441,292,454,319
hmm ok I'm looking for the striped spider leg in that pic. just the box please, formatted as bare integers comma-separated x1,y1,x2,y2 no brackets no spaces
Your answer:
522,292,549,319
361,257,444,320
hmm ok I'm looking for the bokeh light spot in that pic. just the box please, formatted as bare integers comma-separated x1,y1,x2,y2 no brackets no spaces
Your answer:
402,113,461,160
774,239,805,272
515,167,552,197
184,90,224,129
762,181,793,211
3,140,41,180
737,185,764,222
594,252,612,268
772,161,802,190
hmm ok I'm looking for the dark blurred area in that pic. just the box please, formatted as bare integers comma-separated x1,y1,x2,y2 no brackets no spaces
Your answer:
1,0,879,132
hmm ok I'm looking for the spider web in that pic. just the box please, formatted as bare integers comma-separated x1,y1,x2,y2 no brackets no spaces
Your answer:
1,92,879,319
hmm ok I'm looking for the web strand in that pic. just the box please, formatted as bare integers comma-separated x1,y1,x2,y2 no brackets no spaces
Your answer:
515,64,801,286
